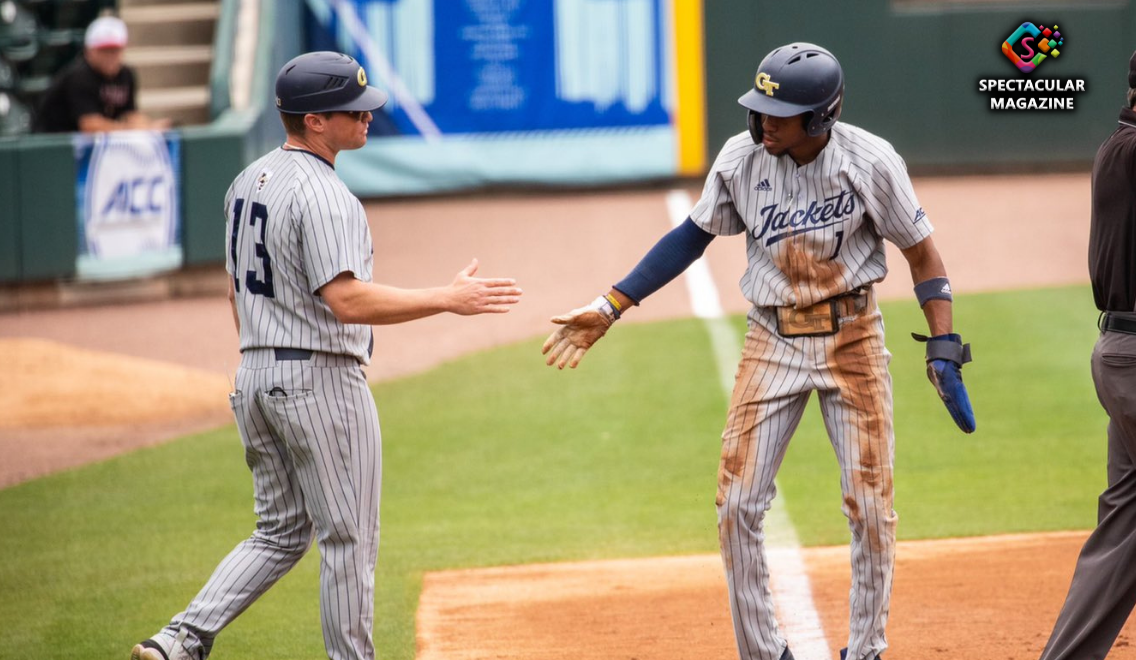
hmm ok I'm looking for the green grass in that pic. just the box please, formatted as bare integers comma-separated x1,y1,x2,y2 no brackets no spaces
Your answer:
0,285,1107,659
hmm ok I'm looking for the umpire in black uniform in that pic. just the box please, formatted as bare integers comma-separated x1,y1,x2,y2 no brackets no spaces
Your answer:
1037,51,1136,660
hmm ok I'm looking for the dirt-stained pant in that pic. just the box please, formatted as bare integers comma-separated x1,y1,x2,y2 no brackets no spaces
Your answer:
153,349,382,660
718,294,895,660
1039,329,1136,660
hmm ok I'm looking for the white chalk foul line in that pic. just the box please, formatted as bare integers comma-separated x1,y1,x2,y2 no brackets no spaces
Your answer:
664,189,832,660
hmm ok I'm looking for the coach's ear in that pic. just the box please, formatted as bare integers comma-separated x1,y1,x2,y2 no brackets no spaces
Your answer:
304,111,330,136
318,271,365,324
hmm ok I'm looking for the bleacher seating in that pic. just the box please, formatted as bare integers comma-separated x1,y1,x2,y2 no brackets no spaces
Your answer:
0,0,115,135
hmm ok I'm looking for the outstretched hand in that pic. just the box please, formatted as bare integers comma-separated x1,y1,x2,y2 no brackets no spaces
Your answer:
542,297,617,369
447,259,523,315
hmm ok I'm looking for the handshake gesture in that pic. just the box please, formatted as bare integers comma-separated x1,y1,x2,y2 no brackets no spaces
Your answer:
542,295,621,369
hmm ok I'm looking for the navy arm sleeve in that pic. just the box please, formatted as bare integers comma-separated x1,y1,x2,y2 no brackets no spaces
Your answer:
613,218,715,304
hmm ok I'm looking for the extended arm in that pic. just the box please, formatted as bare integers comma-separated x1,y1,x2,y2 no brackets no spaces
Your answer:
319,258,522,326
900,236,975,433
542,219,714,369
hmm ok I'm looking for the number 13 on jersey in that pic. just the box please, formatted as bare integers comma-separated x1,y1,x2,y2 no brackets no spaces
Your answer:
228,197,276,298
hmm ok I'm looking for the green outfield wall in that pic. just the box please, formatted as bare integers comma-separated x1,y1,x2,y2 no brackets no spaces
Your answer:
703,1,1134,170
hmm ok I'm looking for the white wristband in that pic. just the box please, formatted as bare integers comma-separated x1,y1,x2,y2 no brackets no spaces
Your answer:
591,296,618,327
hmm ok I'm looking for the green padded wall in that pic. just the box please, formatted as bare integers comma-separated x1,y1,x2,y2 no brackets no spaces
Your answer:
180,131,246,265
0,141,19,281
703,2,1135,170
17,136,76,280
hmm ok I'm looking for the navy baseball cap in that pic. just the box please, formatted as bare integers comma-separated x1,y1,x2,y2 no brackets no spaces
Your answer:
275,51,388,114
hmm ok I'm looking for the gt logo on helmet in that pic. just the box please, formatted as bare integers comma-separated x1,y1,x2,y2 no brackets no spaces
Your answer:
357,67,367,87
755,72,780,97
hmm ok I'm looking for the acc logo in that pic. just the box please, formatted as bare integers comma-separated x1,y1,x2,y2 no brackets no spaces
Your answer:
755,72,780,97
1002,22,1063,73
357,67,367,87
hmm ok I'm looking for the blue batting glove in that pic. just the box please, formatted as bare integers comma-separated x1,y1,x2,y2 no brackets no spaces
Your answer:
913,333,976,434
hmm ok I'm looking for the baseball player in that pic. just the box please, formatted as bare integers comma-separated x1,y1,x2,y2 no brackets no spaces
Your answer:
543,43,974,660
130,51,522,660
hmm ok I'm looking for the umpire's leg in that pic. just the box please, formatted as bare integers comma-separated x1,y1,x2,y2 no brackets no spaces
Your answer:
1039,331,1136,660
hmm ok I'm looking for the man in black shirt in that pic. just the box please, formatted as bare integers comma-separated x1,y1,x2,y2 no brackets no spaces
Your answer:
35,16,170,133
1036,50,1136,660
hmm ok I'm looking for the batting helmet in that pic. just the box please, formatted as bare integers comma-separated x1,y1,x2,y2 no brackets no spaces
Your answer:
738,43,844,144
275,51,388,114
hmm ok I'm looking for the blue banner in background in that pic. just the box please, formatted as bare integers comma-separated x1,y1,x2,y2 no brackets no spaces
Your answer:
304,0,678,195
308,0,670,135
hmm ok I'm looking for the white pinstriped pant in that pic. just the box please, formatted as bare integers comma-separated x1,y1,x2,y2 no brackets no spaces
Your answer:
155,349,382,660
718,294,895,660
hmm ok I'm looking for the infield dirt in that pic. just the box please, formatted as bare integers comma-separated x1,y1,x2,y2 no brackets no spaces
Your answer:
418,532,1136,660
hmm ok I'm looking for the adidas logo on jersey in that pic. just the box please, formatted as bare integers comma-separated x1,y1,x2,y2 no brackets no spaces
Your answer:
754,178,773,192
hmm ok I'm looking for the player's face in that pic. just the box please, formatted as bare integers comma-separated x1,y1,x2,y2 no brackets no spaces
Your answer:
324,110,373,150
760,112,829,164
760,113,810,155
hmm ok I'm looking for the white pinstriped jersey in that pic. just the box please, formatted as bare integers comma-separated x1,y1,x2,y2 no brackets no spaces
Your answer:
690,122,933,309
224,147,374,363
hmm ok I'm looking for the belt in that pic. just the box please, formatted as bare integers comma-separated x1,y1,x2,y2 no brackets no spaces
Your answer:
770,287,871,313
833,288,870,316
274,348,314,360
1101,313,1136,335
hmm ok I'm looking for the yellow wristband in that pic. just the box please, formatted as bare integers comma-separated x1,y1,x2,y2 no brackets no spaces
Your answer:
604,293,623,313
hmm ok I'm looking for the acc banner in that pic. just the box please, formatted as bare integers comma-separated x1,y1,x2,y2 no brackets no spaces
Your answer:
74,131,181,281
304,0,705,195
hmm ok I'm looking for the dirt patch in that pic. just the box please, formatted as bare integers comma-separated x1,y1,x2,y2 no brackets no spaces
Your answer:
0,338,232,487
417,554,737,660
807,532,1136,659
418,532,1136,660
0,338,230,428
